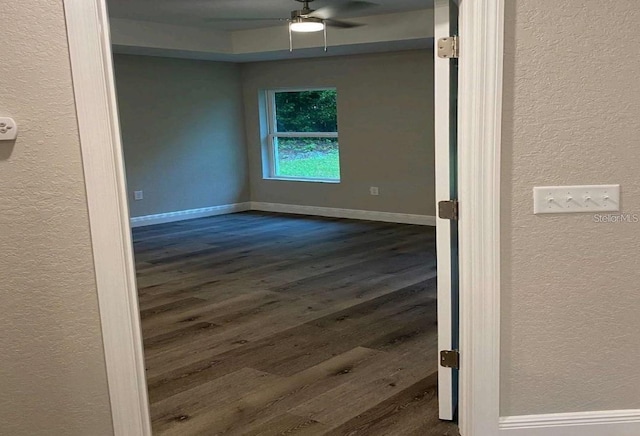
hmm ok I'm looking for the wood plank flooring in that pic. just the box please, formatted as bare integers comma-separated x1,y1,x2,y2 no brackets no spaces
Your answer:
133,211,459,436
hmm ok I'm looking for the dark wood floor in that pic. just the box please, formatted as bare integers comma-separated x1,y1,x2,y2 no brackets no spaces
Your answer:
133,211,458,436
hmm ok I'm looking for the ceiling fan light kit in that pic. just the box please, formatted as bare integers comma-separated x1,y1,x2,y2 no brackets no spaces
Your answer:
289,17,325,33
289,1,328,52
289,19,327,52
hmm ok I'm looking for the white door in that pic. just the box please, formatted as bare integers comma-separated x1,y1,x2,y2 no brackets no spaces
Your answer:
434,0,459,422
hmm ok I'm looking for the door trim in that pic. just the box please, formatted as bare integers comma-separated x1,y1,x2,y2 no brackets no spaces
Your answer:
63,0,505,434
458,0,504,435
63,1,152,435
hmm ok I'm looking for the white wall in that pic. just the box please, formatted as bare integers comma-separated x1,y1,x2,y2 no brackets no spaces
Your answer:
0,1,113,434
501,0,640,416
241,50,436,216
113,55,250,217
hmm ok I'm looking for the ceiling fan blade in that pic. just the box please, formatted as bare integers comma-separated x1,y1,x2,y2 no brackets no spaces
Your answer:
308,1,378,20
324,19,365,29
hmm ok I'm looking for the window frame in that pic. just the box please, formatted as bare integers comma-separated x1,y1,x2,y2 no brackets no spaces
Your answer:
264,87,340,183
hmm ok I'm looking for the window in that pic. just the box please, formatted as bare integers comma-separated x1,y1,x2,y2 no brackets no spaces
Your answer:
265,88,340,182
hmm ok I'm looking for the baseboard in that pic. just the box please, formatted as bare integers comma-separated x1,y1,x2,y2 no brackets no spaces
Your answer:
250,202,436,226
130,202,436,227
499,410,640,436
130,202,251,227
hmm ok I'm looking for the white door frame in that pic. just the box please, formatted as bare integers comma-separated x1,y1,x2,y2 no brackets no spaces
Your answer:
457,0,504,434
62,0,504,434
63,1,152,434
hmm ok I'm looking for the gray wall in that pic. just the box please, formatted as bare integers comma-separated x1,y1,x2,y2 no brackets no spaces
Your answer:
0,1,113,434
7,1,636,430
501,0,640,416
242,50,435,216
113,55,249,217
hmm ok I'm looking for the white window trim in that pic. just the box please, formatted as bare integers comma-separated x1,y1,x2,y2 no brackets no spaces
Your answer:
264,88,340,183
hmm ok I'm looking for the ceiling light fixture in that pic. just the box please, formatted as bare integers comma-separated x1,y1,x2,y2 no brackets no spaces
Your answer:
290,17,325,33
289,6,328,52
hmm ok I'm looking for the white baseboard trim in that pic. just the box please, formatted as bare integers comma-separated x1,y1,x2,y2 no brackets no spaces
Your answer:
130,202,436,227
500,410,640,436
130,202,251,227
250,202,436,226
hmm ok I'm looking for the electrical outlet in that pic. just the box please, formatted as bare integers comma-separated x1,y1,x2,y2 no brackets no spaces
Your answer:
0,117,18,141
370,187,379,196
134,190,143,201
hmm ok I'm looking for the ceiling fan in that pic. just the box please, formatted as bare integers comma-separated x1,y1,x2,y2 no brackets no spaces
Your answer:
206,0,379,52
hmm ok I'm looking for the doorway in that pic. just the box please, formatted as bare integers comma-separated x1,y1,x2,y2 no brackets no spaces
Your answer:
61,2,499,434
115,5,454,431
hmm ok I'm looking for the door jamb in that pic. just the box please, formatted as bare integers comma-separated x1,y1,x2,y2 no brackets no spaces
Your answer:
63,1,152,434
457,0,504,435
62,0,505,434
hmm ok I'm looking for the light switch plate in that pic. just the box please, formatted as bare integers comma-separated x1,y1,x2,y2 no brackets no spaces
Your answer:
533,185,620,214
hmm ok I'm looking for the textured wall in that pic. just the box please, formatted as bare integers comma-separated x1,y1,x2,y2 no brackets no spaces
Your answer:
0,1,113,434
242,50,435,216
501,0,640,416
114,55,249,217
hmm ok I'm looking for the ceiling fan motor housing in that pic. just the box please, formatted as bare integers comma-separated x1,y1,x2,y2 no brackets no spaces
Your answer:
293,0,317,16
291,9,316,20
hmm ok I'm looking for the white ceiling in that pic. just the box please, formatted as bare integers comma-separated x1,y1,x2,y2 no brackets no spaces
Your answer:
107,0,433,31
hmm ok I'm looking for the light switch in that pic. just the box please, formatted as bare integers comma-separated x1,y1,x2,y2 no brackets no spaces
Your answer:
533,185,620,214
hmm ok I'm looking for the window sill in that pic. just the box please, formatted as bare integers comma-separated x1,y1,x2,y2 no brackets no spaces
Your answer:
264,177,341,184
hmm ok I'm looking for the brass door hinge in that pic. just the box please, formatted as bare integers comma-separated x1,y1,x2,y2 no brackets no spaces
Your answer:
437,36,459,59
438,200,459,220
440,350,460,369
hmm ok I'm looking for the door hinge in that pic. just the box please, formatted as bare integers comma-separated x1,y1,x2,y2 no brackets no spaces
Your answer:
438,200,459,220
440,350,460,369
437,36,459,59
